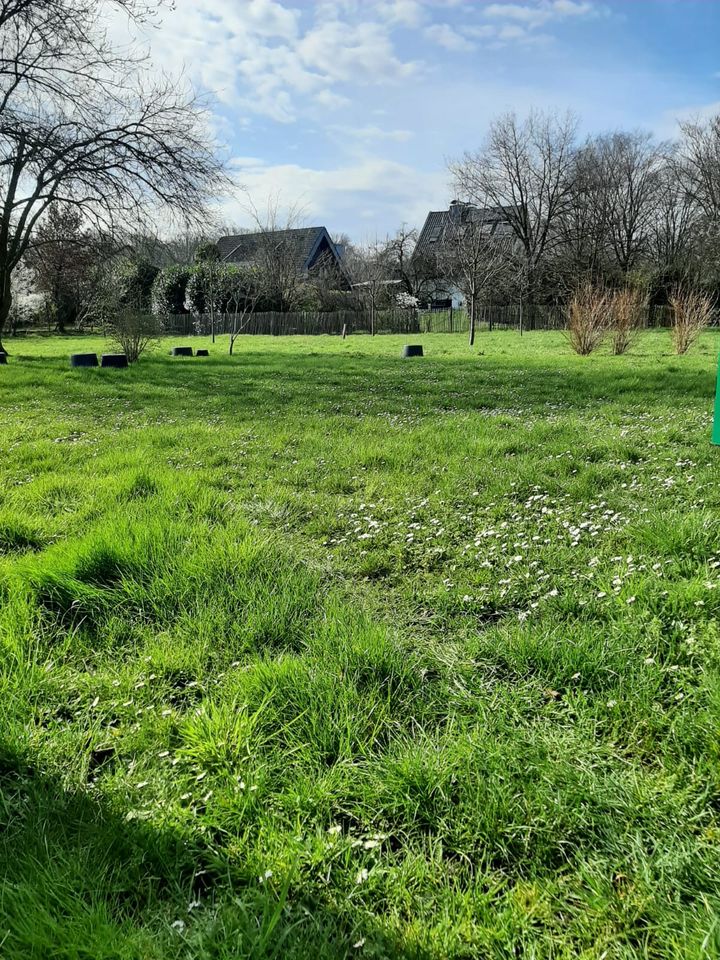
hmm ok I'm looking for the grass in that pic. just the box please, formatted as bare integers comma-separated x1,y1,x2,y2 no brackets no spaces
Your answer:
1,329,720,958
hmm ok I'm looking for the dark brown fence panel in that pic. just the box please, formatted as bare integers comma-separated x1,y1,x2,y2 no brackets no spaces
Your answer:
159,303,715,337
162,310,417,337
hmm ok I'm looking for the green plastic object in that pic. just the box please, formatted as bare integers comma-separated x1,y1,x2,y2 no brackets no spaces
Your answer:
714,355,720,445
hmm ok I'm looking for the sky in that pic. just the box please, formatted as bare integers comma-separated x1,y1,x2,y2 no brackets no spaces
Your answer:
113,0,720,242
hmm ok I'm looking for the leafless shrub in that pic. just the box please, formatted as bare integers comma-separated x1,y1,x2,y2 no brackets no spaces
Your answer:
609,288,646,355
566,282,611,355
669,287,714,354
108,310,159,363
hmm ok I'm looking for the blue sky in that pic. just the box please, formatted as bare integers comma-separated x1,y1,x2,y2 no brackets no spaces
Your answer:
118,0,720,241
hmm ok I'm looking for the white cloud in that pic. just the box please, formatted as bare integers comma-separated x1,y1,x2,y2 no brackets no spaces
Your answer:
314,90,352,110
552,1,597,17
459,0,600,48
219,157,447,239
424,22,475,52
375,0,428,28
229,156,268,169
110,0,422,124
465,25,498,39
297,19,419,85
494,23,553,45
328,125,415,143
102,0,714,241
657,99,720,138
483,0,599,29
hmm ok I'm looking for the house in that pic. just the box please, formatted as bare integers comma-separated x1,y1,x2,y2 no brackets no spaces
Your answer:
217,226,346,280
412,201,515,308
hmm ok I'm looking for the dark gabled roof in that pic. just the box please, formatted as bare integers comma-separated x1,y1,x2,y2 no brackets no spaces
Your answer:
414,204,514,259
218,226,342,274
415,211,446,254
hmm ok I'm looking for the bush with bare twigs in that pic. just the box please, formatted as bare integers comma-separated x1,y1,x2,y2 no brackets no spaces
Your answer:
669,288,714,354
609,288,646,355
566,283,611,355
108,311,160,363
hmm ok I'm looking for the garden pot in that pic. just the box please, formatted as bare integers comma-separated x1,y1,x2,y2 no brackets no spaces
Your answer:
195,349,209,357
0,354,6,364
101,354,129,368
402,344,424,357
171,346,193,357
70,353,98,368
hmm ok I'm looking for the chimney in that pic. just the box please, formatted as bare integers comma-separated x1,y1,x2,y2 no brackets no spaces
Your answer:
449,199,468,222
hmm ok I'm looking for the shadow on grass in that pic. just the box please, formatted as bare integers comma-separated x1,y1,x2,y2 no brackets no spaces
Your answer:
136,348,720,412
0,744,432,960
7,344,718,432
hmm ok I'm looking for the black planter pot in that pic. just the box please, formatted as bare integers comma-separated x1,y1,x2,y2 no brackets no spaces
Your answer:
171,346,194,357
0,353,7,365
101,354,129,368
70,353,99,368
195,349,209,357
402,344,424,358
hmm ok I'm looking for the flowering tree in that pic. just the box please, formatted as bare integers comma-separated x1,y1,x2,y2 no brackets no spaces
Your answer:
395,291,420,310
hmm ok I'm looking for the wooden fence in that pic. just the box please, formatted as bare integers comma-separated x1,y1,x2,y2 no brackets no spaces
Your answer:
9,304,703,339
163,310,418,337
160,303,688,337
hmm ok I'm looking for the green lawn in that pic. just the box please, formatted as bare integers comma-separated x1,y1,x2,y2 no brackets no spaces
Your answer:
2,330,720,958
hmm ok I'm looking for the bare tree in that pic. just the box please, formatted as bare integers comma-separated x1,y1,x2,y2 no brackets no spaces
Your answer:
227,267,263,355
348,239,397,336
677,115,720,224
584,131,664,277
651,156,700,281
439,204,510,346
124,227,218,269
240,196,311,312
676,115,720,287
557,141,611,284
451,110,578,325
384,224,434,301
0,0,229,351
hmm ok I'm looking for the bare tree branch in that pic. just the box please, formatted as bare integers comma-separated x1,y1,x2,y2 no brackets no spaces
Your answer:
450,110,578,322
0,0,230,347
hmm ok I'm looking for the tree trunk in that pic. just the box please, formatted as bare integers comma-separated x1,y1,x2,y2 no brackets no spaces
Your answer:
526,263,537,331
468,294,476,347
0,275,12,354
